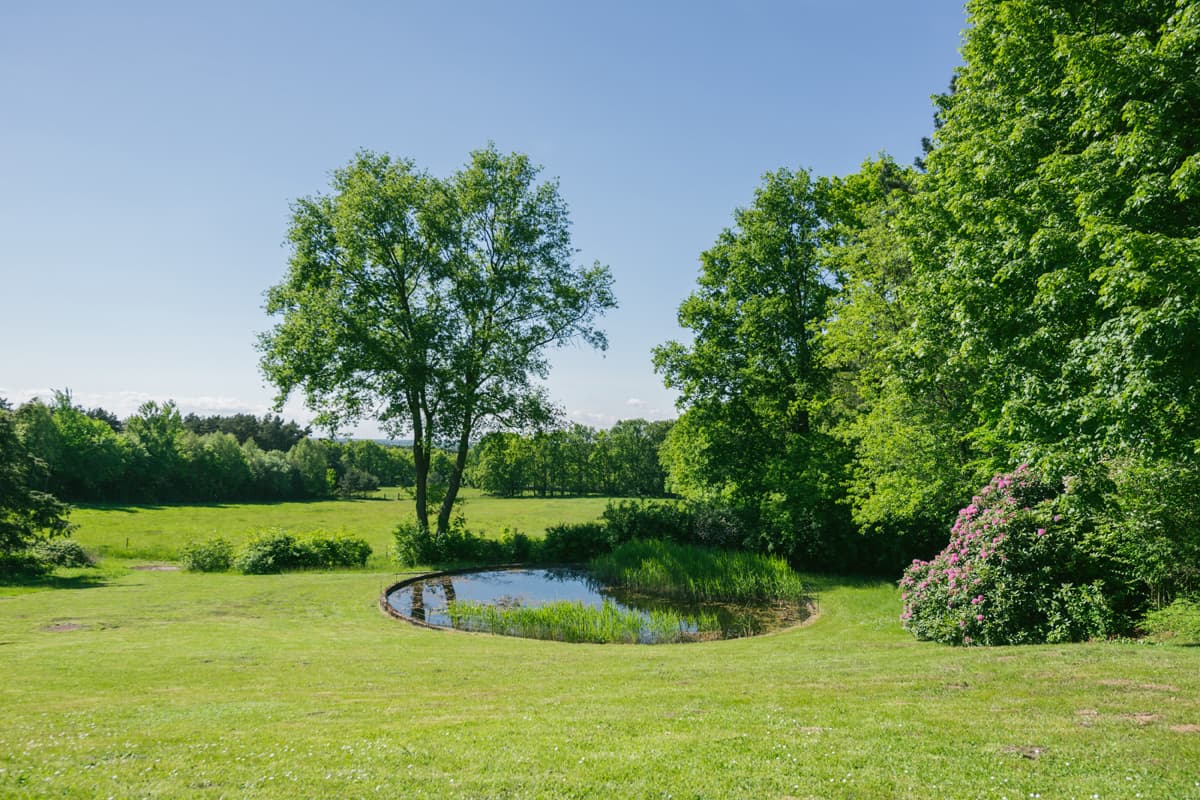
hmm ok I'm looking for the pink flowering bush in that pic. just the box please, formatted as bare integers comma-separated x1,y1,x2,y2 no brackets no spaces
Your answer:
900,465,1111,645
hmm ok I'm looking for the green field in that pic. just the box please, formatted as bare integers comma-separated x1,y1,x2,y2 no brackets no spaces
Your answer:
2,497,1198,798
68,488,612,562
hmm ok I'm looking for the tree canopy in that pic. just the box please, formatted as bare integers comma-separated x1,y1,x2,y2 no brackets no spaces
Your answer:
259,145,615,534
0,401,71,559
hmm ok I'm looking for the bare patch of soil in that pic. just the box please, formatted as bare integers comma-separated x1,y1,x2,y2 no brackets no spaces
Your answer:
43,622,83,632
1170,724,1200,734
131,564,181,571
1122,713,1162,725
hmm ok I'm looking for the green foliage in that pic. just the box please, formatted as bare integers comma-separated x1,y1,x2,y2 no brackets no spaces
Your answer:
1088,457,1200,608
654,168,853,568
180,538,235,572
600,499,693,545
1142,597,1200,644
445,598,718,644
31,537,92,568
182,412,310,451
0,403,72,558
391,520,507,567
233,529,372,574
540,522,610,563
336,466,380,498
589,539,805,605
902,467,1112,645
259,145,616,536
470,419,673,498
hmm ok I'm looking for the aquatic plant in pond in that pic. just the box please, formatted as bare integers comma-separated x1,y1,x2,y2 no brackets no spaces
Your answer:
446,598,720,644
385,566,806,642
589,539,805,603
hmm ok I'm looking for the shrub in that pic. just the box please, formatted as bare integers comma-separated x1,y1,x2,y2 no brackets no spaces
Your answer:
392,521,506,567
499,528,535,562
901,465,1112,646
304,533,372,568
233,528,371,573
0,550,50,577
336,467,380,498
540,522,611,562
1142,598,1200,644
180,538,234,572
32,537,93,568
689,502,747,549
601,500,694,545
236,530,307,574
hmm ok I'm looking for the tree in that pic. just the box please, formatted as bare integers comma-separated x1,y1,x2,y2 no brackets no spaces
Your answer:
260,145,615,534
818,158,973,547
653,168,851,564
907,0,1200,472
1,402,72,560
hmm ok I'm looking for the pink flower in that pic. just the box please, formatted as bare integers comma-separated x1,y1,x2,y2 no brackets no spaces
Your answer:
976,614,984,622
1036,528,1046,537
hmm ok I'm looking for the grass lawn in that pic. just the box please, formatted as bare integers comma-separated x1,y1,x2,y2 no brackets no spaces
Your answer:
68,488,612,562
2,497,1198,798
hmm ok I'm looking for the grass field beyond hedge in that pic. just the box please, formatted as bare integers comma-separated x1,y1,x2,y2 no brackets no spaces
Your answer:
68,488,611,562
2,568,1198,798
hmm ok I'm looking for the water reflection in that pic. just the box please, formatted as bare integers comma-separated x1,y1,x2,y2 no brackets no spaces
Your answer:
386,567,805,641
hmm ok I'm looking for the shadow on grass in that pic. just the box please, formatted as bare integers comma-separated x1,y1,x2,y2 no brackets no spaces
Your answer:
78,494,407,513
0,571,110,591
799,572,897,593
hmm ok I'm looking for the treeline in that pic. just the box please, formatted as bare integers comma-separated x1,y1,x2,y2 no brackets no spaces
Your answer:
654,0,1200,636
10,393,426,503
468,419,672,497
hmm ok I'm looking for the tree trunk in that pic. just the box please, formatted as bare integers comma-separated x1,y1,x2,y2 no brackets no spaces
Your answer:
435,420,473,535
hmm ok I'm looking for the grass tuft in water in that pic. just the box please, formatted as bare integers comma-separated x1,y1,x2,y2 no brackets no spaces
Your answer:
589,539,805,604
446,598,719,644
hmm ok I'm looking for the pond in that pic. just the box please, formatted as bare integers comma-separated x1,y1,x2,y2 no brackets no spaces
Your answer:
384,566,807,643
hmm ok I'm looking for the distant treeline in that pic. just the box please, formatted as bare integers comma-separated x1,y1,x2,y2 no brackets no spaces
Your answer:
468,419,673,498
12,393,422,503
12,393,671,504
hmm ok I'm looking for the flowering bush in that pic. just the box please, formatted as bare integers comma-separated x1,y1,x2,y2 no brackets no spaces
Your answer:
900,465,1111,645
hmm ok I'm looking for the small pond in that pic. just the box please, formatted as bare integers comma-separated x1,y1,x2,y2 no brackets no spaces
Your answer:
384,566,807,643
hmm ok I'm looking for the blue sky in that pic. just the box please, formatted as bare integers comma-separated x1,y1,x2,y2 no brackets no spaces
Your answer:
1,1,966,435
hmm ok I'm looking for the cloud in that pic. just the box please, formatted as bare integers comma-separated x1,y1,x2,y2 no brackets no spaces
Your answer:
566,409,619,428
625,397,647,407
0,387,310,423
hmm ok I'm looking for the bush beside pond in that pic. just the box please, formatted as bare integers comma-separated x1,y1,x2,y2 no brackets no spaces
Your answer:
183,529,371,573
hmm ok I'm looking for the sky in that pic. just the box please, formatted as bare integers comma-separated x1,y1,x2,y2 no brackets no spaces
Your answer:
0,1,967,436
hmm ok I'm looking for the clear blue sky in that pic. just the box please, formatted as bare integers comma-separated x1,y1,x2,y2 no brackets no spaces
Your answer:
1,1,966,435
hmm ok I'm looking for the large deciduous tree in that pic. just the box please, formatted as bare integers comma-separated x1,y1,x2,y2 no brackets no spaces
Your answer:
654,168,852,564
259,146,615,534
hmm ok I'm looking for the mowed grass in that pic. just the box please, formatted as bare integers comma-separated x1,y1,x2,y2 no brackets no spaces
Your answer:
1,569,1198,798
68,488,611,563
3,497,1199,798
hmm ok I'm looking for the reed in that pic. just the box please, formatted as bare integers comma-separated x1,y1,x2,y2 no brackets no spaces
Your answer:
446,598,719,644
589,539,805,603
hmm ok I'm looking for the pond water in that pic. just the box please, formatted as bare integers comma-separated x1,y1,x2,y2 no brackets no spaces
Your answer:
385,566,806,642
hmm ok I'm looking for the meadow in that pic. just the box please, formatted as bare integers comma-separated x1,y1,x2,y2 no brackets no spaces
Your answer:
67,488,611,562
1,496,1198,798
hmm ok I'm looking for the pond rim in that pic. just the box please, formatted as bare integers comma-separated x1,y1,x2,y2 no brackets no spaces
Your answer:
378,562,821,640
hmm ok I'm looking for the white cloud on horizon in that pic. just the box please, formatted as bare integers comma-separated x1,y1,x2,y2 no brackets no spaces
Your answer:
0,387,313,425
